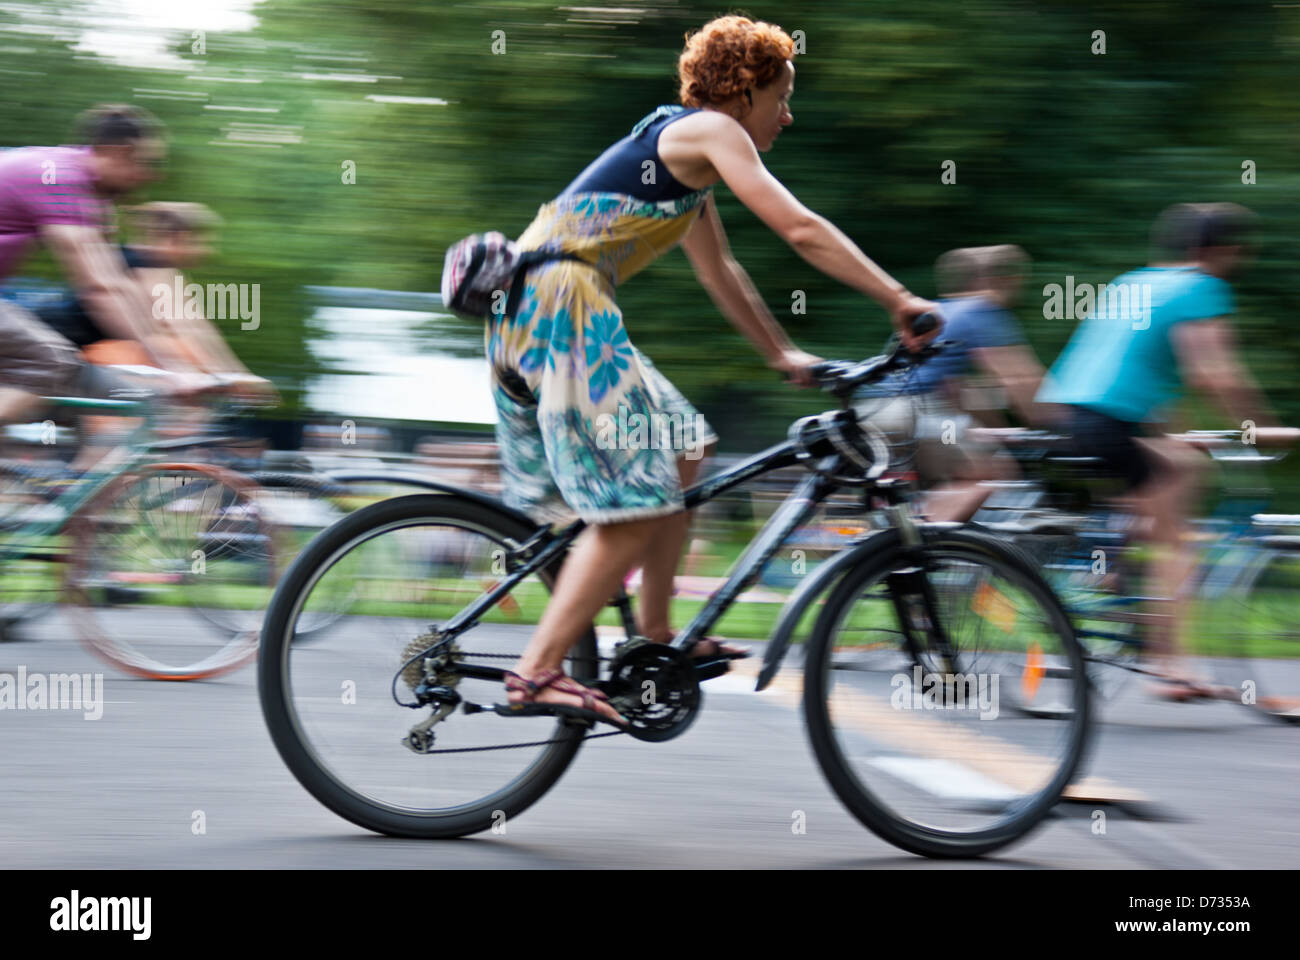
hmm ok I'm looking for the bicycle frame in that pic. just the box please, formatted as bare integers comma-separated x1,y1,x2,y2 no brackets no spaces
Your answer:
431,433,904,660
992,437,1298,672
0,392,248,556
0,396,152,552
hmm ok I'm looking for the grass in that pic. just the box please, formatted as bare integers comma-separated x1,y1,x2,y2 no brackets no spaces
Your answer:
4,524,1299,658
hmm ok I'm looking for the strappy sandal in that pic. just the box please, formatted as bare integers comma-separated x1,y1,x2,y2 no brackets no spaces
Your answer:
501,668,628,729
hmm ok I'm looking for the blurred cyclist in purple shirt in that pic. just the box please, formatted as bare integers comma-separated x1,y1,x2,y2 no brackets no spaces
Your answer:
0,104,208,424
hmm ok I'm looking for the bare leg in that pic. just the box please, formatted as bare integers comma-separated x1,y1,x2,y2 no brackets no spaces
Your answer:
636,447,710,642
510,517,659,722
0,387,42,425
67,419,112,474
1132,437,1206,687
923,481,996,524
921,445,1016,524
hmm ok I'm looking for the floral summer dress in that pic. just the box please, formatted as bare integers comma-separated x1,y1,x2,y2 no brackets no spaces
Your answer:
486,105,719,524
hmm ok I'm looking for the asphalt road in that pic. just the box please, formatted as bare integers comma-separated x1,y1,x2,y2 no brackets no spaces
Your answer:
2,608,1297,869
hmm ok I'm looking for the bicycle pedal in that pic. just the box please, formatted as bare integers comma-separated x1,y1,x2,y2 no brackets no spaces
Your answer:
489,701,595,726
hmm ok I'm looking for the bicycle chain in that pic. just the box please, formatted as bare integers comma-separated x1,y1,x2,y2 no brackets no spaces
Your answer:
414,730,625,754
411,648,629,753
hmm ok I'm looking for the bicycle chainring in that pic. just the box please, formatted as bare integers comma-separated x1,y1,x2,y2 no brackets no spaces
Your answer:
606,638,701,742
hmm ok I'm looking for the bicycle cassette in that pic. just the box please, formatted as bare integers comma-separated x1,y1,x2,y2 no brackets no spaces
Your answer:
400,631,461,695
607,637,701,742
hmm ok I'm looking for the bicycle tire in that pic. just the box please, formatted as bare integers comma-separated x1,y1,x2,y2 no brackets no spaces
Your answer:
66,461,273,680
1006,529,1142,714
258,493,599,839
802,528,1091,858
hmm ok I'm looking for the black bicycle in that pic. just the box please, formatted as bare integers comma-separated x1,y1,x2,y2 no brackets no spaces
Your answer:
258,327,1092,858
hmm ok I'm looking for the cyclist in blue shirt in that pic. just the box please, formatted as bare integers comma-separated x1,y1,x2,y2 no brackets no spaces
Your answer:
860,244,1054,521
1038,202,1284,698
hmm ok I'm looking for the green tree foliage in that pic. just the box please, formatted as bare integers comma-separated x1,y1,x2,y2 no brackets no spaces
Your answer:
1,0,1296,454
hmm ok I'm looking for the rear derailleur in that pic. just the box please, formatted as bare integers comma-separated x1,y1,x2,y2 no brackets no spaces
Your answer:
398,627,463,754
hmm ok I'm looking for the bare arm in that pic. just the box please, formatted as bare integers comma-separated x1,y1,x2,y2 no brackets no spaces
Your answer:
679,195,812,374
1172,319,1277,427
39,224,199,373
970,344,1064,427
682,112,936,344
138,267,245,374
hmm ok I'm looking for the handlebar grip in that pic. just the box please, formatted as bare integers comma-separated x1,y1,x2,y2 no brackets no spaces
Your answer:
911,312,939,337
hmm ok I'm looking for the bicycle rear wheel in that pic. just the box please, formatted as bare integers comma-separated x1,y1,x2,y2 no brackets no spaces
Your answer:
66,462,274,679
258,493,600,839
1011,530,1142,711
803,529,1090,858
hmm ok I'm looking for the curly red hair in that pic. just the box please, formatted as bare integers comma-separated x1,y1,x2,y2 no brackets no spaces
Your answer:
677,15,795,108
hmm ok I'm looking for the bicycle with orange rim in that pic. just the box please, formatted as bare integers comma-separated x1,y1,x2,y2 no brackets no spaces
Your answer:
0,374,279,679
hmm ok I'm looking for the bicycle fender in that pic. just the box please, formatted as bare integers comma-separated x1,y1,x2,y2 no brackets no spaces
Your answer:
756,527,902,692
324,471,542,531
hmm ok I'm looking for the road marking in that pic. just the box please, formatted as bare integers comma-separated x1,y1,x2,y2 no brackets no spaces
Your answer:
731,658,1152,806
700,673,770,695
866,756,1021,802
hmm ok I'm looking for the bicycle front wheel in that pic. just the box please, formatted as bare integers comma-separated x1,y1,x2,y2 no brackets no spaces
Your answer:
803,529,1091,858
258,493,599,839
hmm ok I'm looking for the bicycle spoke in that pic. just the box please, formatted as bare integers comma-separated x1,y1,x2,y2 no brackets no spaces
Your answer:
269,503,597,823
805,534,1089,853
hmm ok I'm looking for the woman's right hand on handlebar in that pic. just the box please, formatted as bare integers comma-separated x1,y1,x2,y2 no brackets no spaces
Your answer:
1254,426,1300,446
164,371,278,406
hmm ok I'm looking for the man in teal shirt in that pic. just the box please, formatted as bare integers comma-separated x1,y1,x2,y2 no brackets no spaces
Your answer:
1038,203,1285,699
1042,265,1232,424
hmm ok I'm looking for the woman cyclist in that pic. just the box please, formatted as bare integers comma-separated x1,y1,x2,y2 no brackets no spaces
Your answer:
495,15,939,724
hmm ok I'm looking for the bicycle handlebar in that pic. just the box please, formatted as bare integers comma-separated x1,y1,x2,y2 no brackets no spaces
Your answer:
910,311,941,339
809,313,950,398
1169,427,1300,448
969,425,1298,465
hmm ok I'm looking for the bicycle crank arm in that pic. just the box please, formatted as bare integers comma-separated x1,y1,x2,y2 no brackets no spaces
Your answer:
692,657,733,682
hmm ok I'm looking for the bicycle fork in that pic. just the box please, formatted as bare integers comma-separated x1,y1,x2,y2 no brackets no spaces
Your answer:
883,505,960,674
